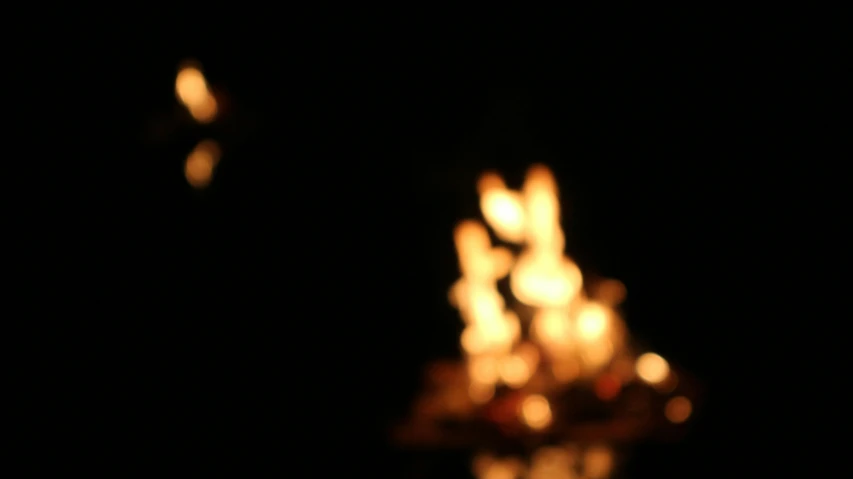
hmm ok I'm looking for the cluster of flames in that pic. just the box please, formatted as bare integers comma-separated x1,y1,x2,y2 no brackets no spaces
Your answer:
445,165,691,478
174,62,222,189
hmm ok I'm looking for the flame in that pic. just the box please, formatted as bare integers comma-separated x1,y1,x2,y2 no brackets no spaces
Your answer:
452,164,633,397
635,353,670,385
520,394,552,430
478,171,526,243
441,164,689,475
176,63,218,123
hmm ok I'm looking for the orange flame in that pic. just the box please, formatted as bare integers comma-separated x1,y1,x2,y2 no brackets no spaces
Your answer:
176,63,218,123
452,165,643,397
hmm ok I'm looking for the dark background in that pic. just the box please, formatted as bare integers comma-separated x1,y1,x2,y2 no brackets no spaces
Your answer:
42,17,827,476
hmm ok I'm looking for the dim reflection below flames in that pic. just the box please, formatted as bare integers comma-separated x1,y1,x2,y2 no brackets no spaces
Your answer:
442,165,692,478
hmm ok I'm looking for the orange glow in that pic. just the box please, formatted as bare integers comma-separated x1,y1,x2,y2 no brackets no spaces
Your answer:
583,445,614,478
483,463,514,479
522,165,561,251
184,140,221,189
594,373,621,401
635,353,670,385
499,355,531,388
520,394,552,430
595,279,626,306
175,64,218,123
491,247,515,279
530,446,573,479
665,396,692,423
469,382,495,404
577,302,609,341
476,171,506,195
552,360,580,383
473,454,523,479
532,308,571,343
461,326,488,355
580,339,614,370
611,356,636,381
510,252,582,307
468,356,499,384
439,163,684,453
515,342,540,371
481,188,526,244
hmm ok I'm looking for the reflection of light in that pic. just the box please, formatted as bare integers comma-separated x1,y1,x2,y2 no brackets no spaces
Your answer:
583,445,614,478
483,462,514,479
520,394,552,430
665,396,692,423
635,352,670,384
530,447,572,479
473,454,523,479
184,140,221,189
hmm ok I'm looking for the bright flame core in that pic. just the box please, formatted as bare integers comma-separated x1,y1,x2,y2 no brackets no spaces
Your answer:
175,64,218,123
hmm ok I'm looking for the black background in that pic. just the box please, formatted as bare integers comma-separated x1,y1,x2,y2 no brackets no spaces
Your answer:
35,14,831,476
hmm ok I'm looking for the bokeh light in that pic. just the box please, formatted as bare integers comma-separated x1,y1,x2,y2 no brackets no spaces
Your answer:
635,352,670,385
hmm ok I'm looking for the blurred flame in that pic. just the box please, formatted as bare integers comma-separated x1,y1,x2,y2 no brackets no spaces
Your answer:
583,445,614,478
635,353,670,385
576,302,609,342
184,140,221,189
453,219,523,386
473,454,525,479
520,394,552,430
469,382,495,404
529,447,574,479
665,396,692,423
498,355,531,388
450,164,634,394
510,253,582,307
176,64,218,123
440,163,685,472
479,172,526,243
475,443,619,479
